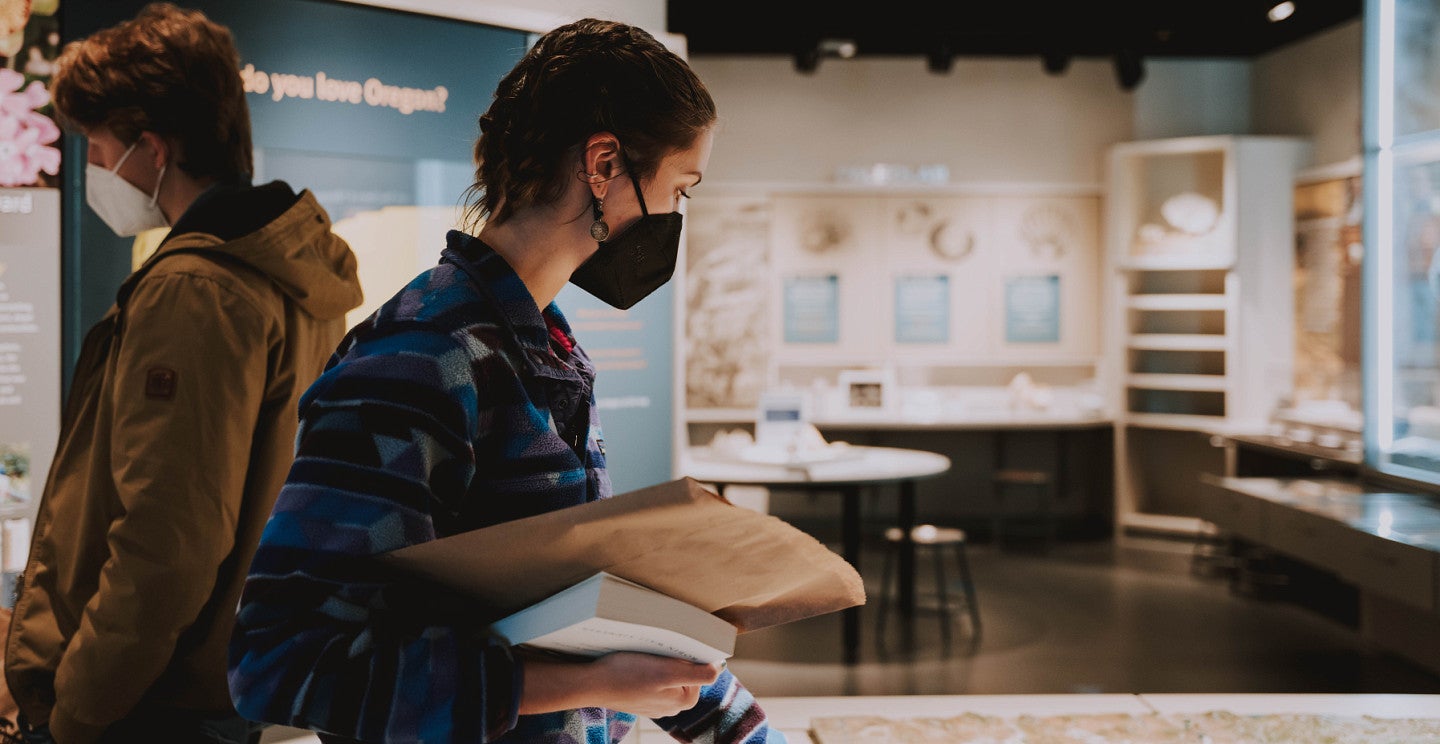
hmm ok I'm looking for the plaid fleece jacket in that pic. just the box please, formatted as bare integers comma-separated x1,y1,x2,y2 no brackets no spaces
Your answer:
228,231,782,744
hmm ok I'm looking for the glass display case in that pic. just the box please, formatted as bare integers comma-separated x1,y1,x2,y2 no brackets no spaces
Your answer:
1366,0,1440,483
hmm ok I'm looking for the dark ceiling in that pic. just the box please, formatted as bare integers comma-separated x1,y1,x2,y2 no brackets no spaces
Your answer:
667,1,1362,65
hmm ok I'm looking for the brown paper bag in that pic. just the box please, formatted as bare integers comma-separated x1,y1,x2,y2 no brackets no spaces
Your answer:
379,477,865,632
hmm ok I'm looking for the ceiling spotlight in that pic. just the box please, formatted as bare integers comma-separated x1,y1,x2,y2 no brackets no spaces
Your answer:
1267,1,1296,22
1041,50,1071,76
1114,48,1145,91
820,38,858,59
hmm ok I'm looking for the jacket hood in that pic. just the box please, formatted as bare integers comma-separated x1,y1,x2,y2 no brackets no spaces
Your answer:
129,183,363,320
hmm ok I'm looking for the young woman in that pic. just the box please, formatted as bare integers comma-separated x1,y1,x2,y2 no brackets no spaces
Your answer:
227,18,782,744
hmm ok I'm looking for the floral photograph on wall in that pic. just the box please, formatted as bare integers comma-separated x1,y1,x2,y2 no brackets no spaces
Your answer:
1,0,61,188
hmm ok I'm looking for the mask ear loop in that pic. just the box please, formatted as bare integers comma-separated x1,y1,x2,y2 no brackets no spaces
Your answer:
113,140,167,209
621,152,650,217
150,162,168,208
111,142,138,174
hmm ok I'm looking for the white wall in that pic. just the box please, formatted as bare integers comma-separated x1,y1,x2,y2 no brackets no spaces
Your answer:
340,0,664,36
347,3,1358,177
691,21,1361,186
516,0,663,30
1135,59,1253,140
689,56,1136,186
1251,19,1363,169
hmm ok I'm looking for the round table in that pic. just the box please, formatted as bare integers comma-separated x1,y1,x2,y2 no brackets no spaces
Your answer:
682,445,952,663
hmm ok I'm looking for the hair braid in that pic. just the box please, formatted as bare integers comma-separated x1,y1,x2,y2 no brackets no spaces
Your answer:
464,18,715,228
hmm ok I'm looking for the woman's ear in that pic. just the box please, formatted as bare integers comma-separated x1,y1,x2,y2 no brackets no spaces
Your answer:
581,132,622,198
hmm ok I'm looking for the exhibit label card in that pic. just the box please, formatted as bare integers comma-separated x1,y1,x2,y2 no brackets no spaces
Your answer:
894,275,950,344
1005,274,1061,344
784,275,840,344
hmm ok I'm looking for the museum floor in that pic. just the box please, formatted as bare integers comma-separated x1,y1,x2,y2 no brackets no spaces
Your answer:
261,534,1440,743
726,534,1440,697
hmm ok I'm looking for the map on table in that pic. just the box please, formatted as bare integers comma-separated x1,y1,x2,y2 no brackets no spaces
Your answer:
811,711,1440,743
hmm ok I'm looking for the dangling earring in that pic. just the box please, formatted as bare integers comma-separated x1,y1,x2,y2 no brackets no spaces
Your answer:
590,196,610,241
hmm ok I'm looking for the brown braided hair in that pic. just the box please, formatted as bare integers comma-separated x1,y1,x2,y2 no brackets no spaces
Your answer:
465,18,716,227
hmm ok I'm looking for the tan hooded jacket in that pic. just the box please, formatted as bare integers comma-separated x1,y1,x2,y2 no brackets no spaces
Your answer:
5,185,362,743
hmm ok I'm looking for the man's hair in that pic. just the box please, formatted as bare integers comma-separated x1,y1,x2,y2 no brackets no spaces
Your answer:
467,18,716,226
52,2,253,182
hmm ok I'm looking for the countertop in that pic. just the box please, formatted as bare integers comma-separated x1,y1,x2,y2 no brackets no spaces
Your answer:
267,694,1440,743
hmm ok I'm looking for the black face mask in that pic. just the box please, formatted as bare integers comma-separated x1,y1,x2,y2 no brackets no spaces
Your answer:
570,165,683,310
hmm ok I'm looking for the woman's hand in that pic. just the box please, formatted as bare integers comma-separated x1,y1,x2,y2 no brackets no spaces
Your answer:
519,652,723,718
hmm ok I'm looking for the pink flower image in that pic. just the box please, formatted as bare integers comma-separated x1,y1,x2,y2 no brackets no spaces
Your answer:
0,67,61,187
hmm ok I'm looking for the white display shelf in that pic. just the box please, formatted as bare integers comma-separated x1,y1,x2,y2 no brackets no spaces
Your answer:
1117,256,1236,272
1105,135,1310,536
1127,294,1230,311
1125,412,1228,431
1126,373,1228,392
1118,512,1209,535
1126,333,1228,351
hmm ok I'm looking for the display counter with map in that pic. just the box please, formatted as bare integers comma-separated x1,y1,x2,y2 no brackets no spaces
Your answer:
622,694,1440,743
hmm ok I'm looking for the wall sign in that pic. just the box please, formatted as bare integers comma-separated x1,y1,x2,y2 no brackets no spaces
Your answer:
783,275,840,344
1005,274,1062,344
556,284,675,495
894,274,950,344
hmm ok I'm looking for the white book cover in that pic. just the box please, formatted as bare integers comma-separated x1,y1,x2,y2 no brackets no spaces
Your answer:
491,572,736,664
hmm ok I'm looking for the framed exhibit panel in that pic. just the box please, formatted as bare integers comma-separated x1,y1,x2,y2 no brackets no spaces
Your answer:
684,196,771,412
0,1,63,564
836,368,896,415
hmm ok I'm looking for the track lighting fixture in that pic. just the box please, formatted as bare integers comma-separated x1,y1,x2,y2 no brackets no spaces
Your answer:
1041,50,1071,76
1114,48,1145,91
926,42,953,74
793,44,820,73
792,38,857,73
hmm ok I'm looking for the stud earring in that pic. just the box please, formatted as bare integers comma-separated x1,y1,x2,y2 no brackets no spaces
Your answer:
590,196,610,241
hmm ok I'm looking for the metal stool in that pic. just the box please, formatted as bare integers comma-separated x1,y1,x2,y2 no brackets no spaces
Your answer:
876,524,981,646
991,468,1057,549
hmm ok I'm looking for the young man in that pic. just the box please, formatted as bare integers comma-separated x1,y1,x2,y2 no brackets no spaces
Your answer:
3,4,362,743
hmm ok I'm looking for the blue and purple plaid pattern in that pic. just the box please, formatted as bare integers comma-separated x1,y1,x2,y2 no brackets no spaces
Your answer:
228,232,780,744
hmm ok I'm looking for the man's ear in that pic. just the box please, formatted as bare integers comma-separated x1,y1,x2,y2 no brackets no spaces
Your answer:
138,131,171,171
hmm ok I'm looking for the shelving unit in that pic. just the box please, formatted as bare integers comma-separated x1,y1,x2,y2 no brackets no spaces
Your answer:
1104,136,1311,535
1126,295,1229,311
1127,334,1228,351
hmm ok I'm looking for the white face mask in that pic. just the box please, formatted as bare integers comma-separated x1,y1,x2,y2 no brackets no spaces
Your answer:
86,142,169,237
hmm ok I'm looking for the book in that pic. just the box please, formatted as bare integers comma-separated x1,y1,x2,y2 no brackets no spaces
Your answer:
490,571,736,664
